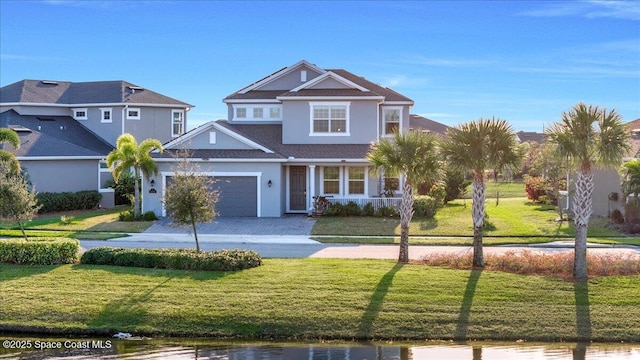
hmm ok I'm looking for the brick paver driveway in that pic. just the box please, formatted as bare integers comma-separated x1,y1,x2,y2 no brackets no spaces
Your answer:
145,215,316,235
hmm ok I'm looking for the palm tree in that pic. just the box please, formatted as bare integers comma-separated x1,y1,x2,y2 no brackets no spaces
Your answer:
0,127,21,174
620,158,640,199
546,103,630,280
367,130,440,263
441,118,521,268
106,133,163,218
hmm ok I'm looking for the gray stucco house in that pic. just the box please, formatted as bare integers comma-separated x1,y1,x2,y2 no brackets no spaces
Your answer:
143,60,421,217
0,80,192,207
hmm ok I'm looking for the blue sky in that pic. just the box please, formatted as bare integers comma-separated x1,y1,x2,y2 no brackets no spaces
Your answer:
1,0,638,132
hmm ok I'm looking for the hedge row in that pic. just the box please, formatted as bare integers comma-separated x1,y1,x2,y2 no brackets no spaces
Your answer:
0,238,79,265
37,190,102,214
80,247,262,271
323,196,441,218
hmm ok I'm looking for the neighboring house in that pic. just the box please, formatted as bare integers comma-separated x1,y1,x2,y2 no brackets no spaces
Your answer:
516,131,546,144
0,80,192,207
144,60,427,217
409,114,450,136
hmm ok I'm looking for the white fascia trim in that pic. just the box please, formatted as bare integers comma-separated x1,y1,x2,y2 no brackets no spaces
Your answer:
17,156,105,161
211,122,275,154
381,101,414,105
277,96,384,101
1,102,193,109
223,99,281,104
163,121,216,149
237,60,327,94
154,158,285,163
286,158,368,163
290,71,369,92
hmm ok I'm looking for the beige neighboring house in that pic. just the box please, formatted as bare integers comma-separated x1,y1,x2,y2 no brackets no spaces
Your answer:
576,118,640,218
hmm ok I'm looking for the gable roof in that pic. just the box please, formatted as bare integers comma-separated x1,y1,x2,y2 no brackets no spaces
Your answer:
0,109,114,158
1,80,193,107
516,131,546,144
409,115,451,136
224,61,413,104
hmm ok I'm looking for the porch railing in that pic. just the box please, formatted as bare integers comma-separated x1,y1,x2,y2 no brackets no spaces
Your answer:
325,197,402,211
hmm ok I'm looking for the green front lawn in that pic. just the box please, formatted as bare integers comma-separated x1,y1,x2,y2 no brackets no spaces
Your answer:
0,206,153,239
312,198,637,244
1,259,638,341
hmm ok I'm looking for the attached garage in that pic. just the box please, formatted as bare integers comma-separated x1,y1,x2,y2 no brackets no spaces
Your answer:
164,173,260,217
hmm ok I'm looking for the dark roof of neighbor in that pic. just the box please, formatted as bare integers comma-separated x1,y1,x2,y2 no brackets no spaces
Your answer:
409,115,451,136
626,118,640,157
0,109,114,157
516,131,547,144
1,79,192,107
224,65,413,103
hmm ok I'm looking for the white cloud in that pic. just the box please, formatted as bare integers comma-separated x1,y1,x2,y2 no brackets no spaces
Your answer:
518,0,640,21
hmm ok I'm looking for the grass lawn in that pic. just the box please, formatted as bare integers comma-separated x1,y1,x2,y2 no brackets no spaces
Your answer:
0,206,153,239
311,198,639,245
461,180,525,199
1,259,638,341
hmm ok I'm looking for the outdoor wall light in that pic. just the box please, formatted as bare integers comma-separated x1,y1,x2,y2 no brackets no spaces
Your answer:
268,180,273,188
150,179,155,188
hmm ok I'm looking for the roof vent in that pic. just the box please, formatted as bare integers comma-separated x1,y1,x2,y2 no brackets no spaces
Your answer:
128,86,144,93
41,80,58,85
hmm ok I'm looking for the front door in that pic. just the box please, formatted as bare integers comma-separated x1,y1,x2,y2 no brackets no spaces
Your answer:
289,166,307,211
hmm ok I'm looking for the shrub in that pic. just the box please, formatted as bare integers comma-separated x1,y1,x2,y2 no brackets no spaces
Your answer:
37,191,101,213
60,215,75,225
611,209,624,224
324,202,345,216
362,202,375,216
343,201,361,216
118,210,135,222
376,206,398,217
0,237,79,265
524,175,547,202
142,211,157,221
80,247,262,271
106,172,135,206
413,196,439,218
443,166,471,203
427,184,446,207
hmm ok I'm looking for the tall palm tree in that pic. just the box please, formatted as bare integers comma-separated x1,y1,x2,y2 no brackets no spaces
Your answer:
0,127,21,174
441,118,521,268
367,130,440,263
106,133,163,218
546,103,630,280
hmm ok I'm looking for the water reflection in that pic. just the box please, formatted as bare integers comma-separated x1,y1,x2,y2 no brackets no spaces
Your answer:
0,339,638,359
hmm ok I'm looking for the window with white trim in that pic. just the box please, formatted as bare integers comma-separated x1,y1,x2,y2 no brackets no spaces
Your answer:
100,108,112,123
127,108,141,120
383,107,402,135
269,107,281,119
236,107,247,119
348,167,366,195
72,108,88,120
310,102,350,135
322,166,341,195
172,110,184,137
253,108,263,119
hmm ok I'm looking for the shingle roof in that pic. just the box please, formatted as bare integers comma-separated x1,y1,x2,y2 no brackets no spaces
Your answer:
0,80,192,106
409,115,451,136
626,118,640,157
516,131,547,144
220,122,371,159
0,109,114,157
223,63,413,104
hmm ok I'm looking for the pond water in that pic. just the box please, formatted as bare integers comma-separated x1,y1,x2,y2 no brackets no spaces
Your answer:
0,338,639,359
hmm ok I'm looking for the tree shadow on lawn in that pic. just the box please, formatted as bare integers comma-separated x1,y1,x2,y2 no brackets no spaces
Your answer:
454,269,482,341
0,263,61,282
357,263,403,338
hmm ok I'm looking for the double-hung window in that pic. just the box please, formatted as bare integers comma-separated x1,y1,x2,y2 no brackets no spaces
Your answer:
382,107,402,136
320,166,368,196
348,167,366,195
310,102,350,135
172,110,184,137
322,167,341,195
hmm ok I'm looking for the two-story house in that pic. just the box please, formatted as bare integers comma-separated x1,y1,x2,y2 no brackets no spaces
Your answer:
0,80,192,207
143,60,416,217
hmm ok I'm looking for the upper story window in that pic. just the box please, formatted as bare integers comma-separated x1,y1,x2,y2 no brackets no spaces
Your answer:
383,107,402,135
100,108,112,123
309,102,350,136
233,105,281,121
72,108,88,120
127,108,141,120
172,110,184,137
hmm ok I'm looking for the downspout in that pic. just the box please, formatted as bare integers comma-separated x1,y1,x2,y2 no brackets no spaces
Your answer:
122,104,128,136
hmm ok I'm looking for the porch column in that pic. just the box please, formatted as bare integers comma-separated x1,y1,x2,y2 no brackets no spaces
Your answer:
308,165,316,213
